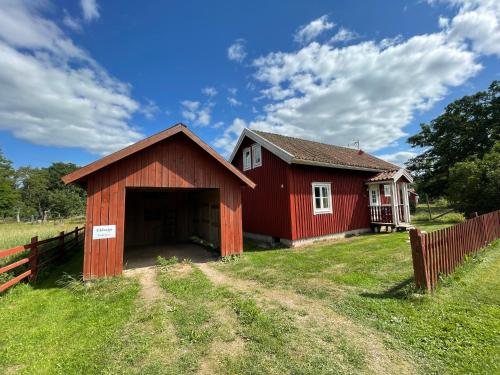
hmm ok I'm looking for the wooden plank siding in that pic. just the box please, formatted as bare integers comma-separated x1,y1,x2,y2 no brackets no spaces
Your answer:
83,133,245,279
233,137,293,240
233,137,373,242
289,165,372,240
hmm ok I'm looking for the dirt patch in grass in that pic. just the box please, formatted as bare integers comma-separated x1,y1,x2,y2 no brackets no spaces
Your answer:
198,262,416,375
124,266,165,304
198,305,246,375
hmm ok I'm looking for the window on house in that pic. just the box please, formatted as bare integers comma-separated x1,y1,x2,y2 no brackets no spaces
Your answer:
383,184,391,197
383,184,391,203
243,147,251,171
312,182,332,214
252,143,262,168
370,188,379,205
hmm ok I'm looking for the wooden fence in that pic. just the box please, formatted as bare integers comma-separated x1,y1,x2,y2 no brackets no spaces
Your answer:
0,226,85,293
410,210,500,291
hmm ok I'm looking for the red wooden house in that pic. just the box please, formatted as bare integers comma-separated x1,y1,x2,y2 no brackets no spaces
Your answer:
63,124,254,279
230,129,413,246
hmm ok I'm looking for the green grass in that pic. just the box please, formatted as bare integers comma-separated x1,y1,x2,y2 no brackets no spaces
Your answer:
104,263,370,374
215,224,500,374
0,221,85,250
0,248,139,375
1,205,498,374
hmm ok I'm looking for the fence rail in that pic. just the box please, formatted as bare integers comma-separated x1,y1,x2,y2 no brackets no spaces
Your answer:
0,226,84,293
410,210,500,291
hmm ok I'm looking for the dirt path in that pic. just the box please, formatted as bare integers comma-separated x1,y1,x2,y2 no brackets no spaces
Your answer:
198,262,417,375
124,266,165,304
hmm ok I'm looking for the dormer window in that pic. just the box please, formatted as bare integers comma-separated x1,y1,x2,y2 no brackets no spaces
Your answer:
242,143,262,171
243,147,252,171
252,144,262,168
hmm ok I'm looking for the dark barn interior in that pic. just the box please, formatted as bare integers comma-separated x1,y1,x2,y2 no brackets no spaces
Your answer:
123,188,220,267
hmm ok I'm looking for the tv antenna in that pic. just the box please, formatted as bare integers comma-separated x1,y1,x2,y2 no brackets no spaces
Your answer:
349,139,360,149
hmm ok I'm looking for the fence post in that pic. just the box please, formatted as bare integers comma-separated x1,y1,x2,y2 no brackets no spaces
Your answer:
29,236,38,281
409,229,430,291
59,231,65,261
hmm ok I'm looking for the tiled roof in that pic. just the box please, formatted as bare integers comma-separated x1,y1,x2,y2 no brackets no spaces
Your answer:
366,170,399,182
253,131,399,171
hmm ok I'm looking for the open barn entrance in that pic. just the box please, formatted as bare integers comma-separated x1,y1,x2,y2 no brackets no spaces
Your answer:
123,188,220,269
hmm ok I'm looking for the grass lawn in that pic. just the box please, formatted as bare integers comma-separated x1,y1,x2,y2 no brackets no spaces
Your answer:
0,207,498,374
0,220,85,250
214,215,500,374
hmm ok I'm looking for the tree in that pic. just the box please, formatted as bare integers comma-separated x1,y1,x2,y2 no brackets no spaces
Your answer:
448,143,500,216
17,167,50,220
407,81,500,198
17,163,86,220
0,148,19,218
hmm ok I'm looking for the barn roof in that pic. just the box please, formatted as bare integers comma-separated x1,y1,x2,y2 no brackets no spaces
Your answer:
230,128,399,172
63,123,256,188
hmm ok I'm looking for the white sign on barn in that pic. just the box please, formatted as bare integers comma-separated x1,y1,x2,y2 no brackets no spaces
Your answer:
92,225,116,240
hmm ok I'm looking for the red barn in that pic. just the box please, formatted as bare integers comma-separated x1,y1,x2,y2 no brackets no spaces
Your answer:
63,124,254,279
230,129,413,246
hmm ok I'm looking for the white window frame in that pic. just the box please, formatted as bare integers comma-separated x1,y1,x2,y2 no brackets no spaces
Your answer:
252,143,262,168
243,147,252,171
312,182,333,215
369,186,380,206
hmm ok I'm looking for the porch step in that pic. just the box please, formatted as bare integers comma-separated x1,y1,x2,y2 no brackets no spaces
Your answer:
396,224,415,232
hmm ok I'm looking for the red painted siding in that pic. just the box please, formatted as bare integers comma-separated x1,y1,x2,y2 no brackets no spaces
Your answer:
233,138,292,239
84,133,244,279
289,165,372,240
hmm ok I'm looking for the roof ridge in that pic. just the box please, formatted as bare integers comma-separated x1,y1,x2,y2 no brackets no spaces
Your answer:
252,129,400,171
253,130,360,153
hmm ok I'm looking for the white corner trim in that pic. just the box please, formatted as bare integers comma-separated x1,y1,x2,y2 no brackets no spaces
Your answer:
229,128,294,164
393,168,414,183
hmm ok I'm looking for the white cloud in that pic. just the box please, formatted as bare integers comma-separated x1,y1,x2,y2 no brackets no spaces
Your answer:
329,27,358,43
377,151,418,167
228,39,247,62
0,0,143,155
180,100,212,126
249,34,480,152
214,0,500,157
139,99,159,119
202,87,218,97
214,118,248,156
294,15,335,44
440,0,500,56
80,0,100,22
62,10,82,32
227,97,242,106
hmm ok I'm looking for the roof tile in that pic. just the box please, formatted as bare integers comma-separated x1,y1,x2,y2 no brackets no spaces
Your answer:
253,131,399,171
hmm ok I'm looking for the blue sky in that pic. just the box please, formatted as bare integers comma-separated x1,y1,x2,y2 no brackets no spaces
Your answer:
0,0,498,168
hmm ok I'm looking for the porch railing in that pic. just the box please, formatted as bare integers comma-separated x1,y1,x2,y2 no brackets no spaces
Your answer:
370,206,393,224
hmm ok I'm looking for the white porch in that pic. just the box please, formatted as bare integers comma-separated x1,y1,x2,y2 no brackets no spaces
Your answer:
366,169,413,230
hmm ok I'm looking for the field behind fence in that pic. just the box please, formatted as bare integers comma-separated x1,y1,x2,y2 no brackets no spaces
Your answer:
410,210,500,291
0,226,85,293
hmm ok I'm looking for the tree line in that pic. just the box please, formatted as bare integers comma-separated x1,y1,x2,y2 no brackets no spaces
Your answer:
407,80,499,216
0,153,85,222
